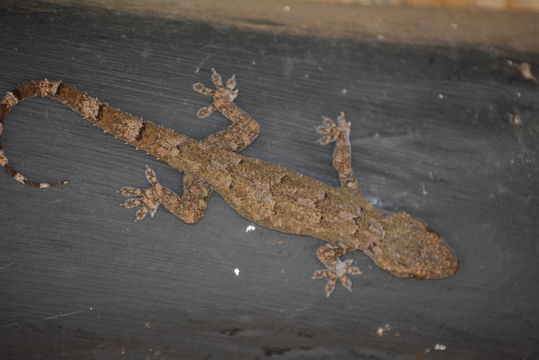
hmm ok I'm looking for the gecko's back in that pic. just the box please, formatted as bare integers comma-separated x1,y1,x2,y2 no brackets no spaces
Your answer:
170,140,371,247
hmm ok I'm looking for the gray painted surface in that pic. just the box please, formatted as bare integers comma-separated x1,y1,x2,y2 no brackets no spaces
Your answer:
0,1,538,359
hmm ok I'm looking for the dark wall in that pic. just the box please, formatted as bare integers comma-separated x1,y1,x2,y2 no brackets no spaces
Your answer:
0,1,538,359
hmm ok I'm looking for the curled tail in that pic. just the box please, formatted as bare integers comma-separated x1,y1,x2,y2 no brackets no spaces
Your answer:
1,79,192,188
0,80,68,188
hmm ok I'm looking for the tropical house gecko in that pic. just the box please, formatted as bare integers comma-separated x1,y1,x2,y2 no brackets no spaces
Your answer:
0,69,458,296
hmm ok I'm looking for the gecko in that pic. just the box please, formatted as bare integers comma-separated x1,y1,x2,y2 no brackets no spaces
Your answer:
0,69,458,296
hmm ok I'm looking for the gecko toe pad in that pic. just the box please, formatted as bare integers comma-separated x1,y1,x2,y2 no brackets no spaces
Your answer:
315,111,351,145
193,69,239,117
196,104,216,118
120,166,164,221
192,82,215,96
312,258,361,297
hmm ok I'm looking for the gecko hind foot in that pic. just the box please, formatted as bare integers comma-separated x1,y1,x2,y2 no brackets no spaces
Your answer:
315,111,351,145
312,259,362,297
120,166,164,221
192,68,238,118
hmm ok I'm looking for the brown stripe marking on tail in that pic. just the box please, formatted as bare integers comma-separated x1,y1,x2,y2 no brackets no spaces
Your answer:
0,79,69,188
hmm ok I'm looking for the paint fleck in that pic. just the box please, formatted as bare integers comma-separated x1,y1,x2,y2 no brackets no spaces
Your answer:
377,324,391,336
509,60,537,82
434,343,447,351
508,112,522,127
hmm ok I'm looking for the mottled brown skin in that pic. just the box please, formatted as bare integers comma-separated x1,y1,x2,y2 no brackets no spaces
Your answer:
0,69,458,296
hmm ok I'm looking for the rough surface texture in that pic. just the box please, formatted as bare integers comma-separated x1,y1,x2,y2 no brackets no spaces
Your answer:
0,1,538,359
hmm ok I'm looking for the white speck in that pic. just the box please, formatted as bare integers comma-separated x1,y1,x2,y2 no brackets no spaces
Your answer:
438,94,444,99
374,133,379,137
251,61,256,65
511,61,538,82
429,170,434,180
246,224,256,232
434,343,447,351
450,23,458,29
376,34,385,40
508,112,522,127
377,324,391,336
341,88,348,95
283,5,290,11
421,184,428,195
234,268,240,276
516,91,521,97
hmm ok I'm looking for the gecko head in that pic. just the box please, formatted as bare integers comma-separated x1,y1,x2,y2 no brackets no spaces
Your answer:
366,212,458,279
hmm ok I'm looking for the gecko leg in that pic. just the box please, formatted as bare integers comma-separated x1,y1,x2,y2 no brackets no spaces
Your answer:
175,69,260,222
315,112,360,191
193,68,260,152
120,69,261,223
312,242,362,297
120,166,210,223
147,67,259,222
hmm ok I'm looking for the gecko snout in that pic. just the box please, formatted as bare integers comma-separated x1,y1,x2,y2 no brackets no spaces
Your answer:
371,213,459,279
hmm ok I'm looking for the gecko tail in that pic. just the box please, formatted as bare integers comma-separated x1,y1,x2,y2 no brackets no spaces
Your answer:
1,161,68,188
1,79,185,188
0,80,70,188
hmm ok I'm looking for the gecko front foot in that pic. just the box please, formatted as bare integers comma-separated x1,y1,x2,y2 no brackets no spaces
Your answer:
315,111,351,145
192,68,239,118
120,166,164,221
312,259,362,297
